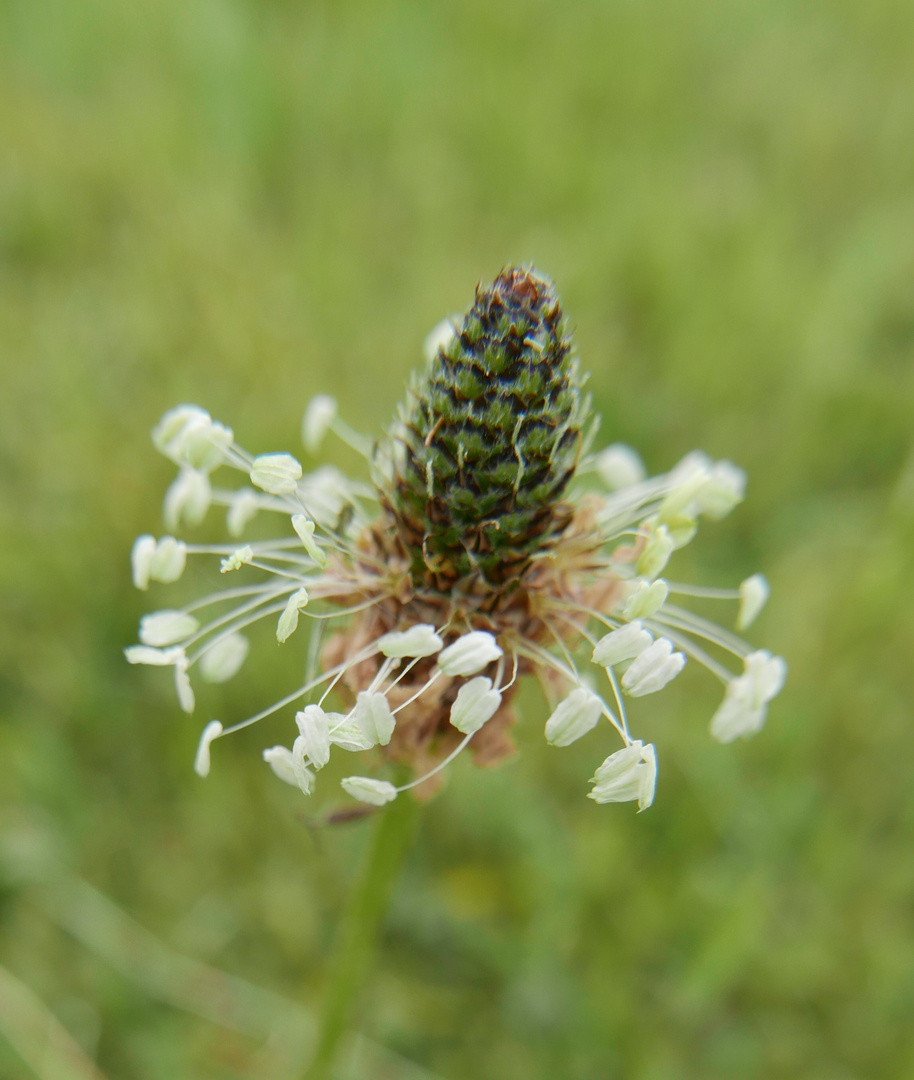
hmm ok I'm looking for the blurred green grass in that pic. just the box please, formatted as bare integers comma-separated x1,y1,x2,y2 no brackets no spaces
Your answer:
2,0,914,1076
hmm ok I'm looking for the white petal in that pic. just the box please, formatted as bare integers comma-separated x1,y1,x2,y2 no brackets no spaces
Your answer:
139,610,199,647
199,633,249,683
250,453,302,496
544,688,603,747
377,624,443,659
193,720,223,778
438,632,503,677
341,776,398,806
449,677,502,735
302,395,338,453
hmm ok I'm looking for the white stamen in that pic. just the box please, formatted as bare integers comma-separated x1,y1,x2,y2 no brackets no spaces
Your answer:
174,652,195,713
710,650,787,743
276,587,310,643
354,691,396,747
226,489,261,536
164,469,211,530
139,610,200,647
295,705,331,769
450,677,502,735
588,741,657,810
250,453,302,496
544,687,603,747
438,632,503,677
596,443,646,490
621,638,685,696
199,632,249,683
302,395,338,453
341,776,398,806
291,515,328,567
193,720,223,778
622,579,668,621
737,573,770,631
220,546,253,573
378,624,443,659
291,736,316,794
592,622,653,668
262,746,298,787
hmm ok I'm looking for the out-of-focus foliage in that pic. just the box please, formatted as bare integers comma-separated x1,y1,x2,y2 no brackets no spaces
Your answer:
2,0,913,1077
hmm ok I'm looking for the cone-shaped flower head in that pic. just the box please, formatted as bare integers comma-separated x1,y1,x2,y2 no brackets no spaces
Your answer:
380,266,589,589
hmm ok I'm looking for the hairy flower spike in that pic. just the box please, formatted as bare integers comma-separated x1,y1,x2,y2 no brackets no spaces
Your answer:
380,266,589,589
128,264,786,812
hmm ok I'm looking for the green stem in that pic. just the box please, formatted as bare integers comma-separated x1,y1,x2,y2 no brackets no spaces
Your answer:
303,793,418,1080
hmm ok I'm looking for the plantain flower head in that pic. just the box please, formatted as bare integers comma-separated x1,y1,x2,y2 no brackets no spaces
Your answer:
127,267,785,811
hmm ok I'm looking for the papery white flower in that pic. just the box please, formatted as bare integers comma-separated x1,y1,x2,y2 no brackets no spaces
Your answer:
622,579,668,621
710,650,787,743
450,677,502,735
193,720,223,778
226,489,261,537
596,443,646,490
250,453,302,496
164,468,211,530
132,535,187,590
295,705,331,769
588,741,657,810
124,644,183,666
737,573,770,631
153,405,233,472
291,515,328,567
636,525,674,580
341,776,398,806
263,746,298,787
174,652,195,714
291,736,316,794
438,632,503,677
220,545,253,573
621,638,685,697
423,317,458,363
139,610,199,647
354,691,396,747
199,633,249,683
377,624,443,659
545,687,603,747
276,587,310,643
302,395,338,453
592,622,653,668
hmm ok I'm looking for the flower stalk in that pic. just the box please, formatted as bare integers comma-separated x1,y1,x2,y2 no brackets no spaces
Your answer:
303,789,418,1080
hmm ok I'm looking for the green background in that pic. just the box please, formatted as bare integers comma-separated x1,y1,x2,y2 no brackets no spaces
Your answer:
2,0,913,1077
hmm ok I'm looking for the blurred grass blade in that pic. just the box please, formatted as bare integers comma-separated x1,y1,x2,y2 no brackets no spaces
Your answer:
0,964,107,1080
